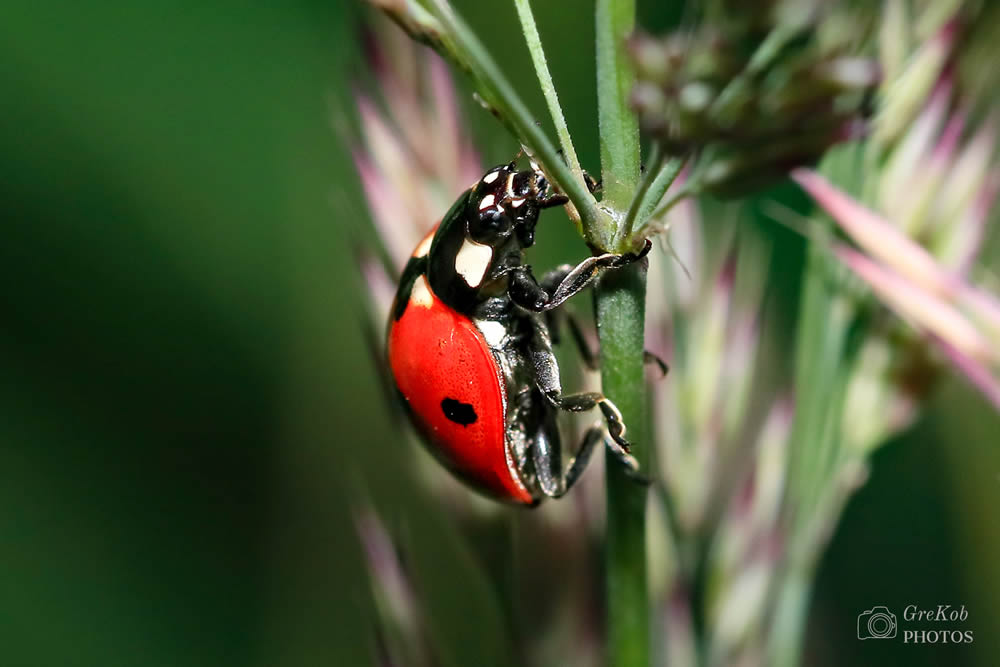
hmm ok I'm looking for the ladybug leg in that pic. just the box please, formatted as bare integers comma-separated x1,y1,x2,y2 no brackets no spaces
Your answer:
507,389,540,475
529,411,564,497
556,426,610,496
524,318,641,476
553,394,642,479
536,265,599,370
536,192,569,209
537,265,669,376
508,239,653,313
535,156,600,198
530,405,635,498
508,390,579,498
559,312,601,370
534,170,600,208
533,420,607,499
554,311,668,377
547,425,604,498
643,350,670,378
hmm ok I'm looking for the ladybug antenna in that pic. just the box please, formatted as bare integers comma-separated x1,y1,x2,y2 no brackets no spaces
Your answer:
509,145,526,168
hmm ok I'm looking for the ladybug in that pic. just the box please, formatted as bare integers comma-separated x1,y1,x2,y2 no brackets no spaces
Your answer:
387,160,651,505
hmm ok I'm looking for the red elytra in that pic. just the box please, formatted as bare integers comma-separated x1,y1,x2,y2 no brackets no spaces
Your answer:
387,276,533,504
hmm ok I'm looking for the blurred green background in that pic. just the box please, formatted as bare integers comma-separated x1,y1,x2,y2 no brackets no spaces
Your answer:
1,1,996,666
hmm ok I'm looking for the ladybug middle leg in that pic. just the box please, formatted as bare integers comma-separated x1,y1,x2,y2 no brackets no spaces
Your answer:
523,314,641,483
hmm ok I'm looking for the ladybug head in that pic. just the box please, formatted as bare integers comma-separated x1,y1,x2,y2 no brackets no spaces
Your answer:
465,162,555,249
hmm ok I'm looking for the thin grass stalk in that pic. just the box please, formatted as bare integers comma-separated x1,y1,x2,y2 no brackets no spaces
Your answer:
424,0,599,232
633,154,687,233
620,143,664,245
769,229,857,666
767,240,835,667
512,0,585,187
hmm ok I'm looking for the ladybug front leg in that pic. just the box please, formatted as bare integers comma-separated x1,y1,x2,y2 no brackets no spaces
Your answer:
537,266,669,376
507,239,653,313
534,265,600,370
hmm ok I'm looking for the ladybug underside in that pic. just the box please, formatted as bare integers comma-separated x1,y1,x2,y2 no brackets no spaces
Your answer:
387,160,651,505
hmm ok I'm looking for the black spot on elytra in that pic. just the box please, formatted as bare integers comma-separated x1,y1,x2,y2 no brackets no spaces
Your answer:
441,397,477,426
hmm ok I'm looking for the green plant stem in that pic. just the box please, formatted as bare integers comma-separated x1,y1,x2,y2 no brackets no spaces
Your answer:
512,0,584,187
594,0,649,666
596,0,640,251
597,264,650,667
424,0,598,231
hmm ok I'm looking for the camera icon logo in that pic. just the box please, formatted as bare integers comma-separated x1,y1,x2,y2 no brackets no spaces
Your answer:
858,606,897,640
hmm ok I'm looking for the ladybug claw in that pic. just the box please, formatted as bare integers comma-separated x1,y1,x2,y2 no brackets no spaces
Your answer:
613,238,652,267
611,447,650,487
643,350,669,378
634,238,653,259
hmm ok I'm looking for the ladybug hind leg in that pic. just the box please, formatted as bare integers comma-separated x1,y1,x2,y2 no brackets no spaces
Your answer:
557,427,606,496
528,410,564,497
507,389,589,499
525,398,619,499
506,389,541,486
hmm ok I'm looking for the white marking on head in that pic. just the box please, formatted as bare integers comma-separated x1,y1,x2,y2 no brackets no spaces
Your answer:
510,198,526,208
454,238,493,287
413,233,434,258
475,319,506,347
478,194,496,211
410,274,434,308
505,172,515,198
482,170,500,184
